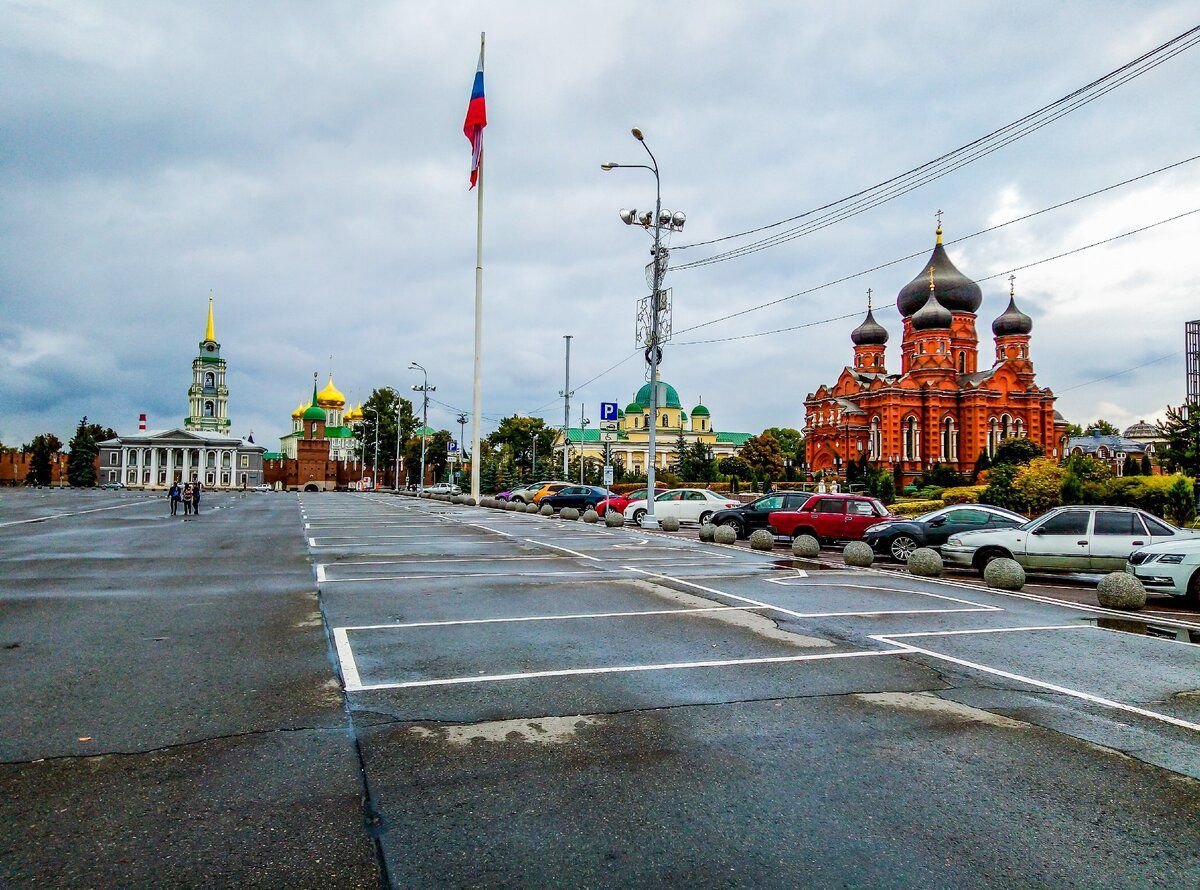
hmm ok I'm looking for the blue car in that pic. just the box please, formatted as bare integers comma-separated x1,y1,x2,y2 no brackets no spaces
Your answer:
540,485,612,512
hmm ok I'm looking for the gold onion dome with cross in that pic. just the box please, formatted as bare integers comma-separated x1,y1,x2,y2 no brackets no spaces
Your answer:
317,375,346,408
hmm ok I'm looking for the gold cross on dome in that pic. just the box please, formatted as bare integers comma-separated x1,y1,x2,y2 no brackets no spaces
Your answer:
1008,273,1016,297
935,208,943,228
929,265,936,293
866,287,872,310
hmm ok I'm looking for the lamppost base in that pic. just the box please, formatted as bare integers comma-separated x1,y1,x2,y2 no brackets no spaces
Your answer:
639,515,660,530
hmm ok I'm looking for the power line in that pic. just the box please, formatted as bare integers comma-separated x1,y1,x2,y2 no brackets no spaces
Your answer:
673,205,1200,346
670,25,1200,269
525,351,641,417
1057,353,1181,393
672,155,1200,338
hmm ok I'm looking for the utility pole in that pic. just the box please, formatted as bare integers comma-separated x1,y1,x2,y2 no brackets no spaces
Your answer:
456,412,468,486
409,362,434,490
559,335,573,477
578,403,591,484
392,398,402,491
531,429,537,481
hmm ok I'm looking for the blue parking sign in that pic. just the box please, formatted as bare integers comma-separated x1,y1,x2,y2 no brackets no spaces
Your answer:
599,402,618,422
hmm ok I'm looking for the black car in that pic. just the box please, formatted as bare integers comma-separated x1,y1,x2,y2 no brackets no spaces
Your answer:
708,491,811,539
863,504,1027,562
540,485,612,512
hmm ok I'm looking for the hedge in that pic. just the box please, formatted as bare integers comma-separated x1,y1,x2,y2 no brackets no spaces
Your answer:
942,485,986,505
887,499,945,516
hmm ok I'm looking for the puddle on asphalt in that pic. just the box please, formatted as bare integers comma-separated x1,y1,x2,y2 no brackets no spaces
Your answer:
769,558,842,572
1091,616,1200,646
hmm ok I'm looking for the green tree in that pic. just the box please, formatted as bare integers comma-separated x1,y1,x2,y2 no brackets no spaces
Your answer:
678,439,717,483
1166,476,1197,526
357,388,417,472
1140,454,1152,475
487,415,557,477
739,433,785,479
1121,454,1140,477
66,416,116,487
1063,453,1113,484
1156,405,1200,477
1084,419,1119,436
1063,422,1084,438
972,447,991,481
405,429,453,484
992,437,1044,467
23,433,63,486
979,464,1023,512
1013,457,1066,515
762,427,805,467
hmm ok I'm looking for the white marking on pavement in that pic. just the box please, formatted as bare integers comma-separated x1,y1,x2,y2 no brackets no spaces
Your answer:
0,497,159,526
524,540,602,561
331,628,363,691
339,604,775,631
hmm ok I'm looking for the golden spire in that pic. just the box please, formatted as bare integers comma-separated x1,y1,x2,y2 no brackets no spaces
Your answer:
935,209,943,244
205,292,216,342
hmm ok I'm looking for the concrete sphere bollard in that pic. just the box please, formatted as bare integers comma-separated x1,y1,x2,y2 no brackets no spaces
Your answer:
907,547,943,577
984,557,1025,591
582,509,599,523
479,497,491,507
844,541,875,568
792,535,821,559
506,501,522,512
714,525,738,545
561,507,580,521
540,503,554,516
749,529,776,551
526,502,540,513
451,495,463,504
605,511,625,528
1097,572,1147,611
660,516,681,532
698,523,716,542
463,497,476,507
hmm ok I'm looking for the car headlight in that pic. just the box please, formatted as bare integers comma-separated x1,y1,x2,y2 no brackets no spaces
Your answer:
1158,554,1185,564
947,535,962,546
865,523,891,534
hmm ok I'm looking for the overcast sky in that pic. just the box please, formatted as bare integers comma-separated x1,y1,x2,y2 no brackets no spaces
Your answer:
3,1,1199,449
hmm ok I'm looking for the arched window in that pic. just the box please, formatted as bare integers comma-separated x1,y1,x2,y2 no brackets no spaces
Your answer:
902,417,920,462
958,352,966,373
987,418,999,456
1001,414,1013,441
941,417,958,462
1015,419,1025,439
869,417,882,460
204,401,215,417
204,371,215,388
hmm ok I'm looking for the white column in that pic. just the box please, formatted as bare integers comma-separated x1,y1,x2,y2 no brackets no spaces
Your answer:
150,448,159,487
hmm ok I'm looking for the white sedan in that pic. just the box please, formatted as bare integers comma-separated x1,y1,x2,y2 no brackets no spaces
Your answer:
622,488,740,525
1128,537,1200,603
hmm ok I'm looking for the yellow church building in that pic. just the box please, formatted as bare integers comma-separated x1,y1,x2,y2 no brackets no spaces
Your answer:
553,379,751,474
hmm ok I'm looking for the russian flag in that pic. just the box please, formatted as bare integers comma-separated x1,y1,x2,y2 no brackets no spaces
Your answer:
463,47,487,189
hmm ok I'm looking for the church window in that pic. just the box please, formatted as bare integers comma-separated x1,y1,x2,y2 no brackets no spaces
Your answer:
204,401,215,417
941,417,958,462
958,352,966,373
902,417,920,462
869,417,882,459
1001,414,1013,441
311,422,318,437
204,371,215,388
110,452,119,465
987,418,999,456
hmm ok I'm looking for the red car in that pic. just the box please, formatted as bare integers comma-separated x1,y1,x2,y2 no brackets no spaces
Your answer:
769,493,891,543
595,486,668,516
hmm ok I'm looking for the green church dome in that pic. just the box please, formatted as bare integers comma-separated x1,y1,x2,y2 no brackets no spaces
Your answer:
635,381,681,410
690,404,710,416
624,401,644,415
303,404,327,422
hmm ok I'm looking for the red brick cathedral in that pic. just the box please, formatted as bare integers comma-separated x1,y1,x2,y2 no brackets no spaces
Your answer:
804,224,1068,484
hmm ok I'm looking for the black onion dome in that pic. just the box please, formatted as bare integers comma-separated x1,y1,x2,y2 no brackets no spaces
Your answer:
991,295,1033,336
850,308,889,345
897,240,984,316
912,292,952,331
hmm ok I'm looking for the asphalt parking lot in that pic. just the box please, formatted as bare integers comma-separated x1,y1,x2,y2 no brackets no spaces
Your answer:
4,489,1200,886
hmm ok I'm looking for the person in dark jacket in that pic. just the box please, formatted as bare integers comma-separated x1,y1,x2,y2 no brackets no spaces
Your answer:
168,482,181,516
192,480,202,514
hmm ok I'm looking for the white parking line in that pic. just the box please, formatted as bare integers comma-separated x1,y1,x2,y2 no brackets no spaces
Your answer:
0,497,159,527
319,569,613,583
872,628,1200,734
525,540,602,561
344,649,902,692
340,603,775,631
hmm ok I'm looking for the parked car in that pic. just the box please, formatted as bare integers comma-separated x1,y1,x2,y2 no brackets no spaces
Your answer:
100,481,125,490
494,489,514,502
540,485,613,512
622,489,740,525
508,481,560,504
708,491,811,540
251,483,273,492
767,493,891,543
423,482,462,496
531,483,572,504
942,505,1198,575
1127,537,1200,604
863,504,1026,562
595,486,668,517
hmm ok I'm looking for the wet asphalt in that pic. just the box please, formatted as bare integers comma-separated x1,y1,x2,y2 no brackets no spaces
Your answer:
3,489,1200,886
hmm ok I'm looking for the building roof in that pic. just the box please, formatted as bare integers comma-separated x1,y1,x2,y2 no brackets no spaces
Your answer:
302,379,326,421
897,229,983,316
690,403,710,416
715,431,753,446
625,401,643,414
317,374,345,407
912,290,952,330
635,380,682,409
413,425,438,437
324,426,356,439
204,295,217,343
1123,419,1159,440
992,294,1033,336
1066,434,1150,455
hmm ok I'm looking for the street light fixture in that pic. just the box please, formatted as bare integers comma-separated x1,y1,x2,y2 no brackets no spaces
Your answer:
409,362,434,490
601,127,686,528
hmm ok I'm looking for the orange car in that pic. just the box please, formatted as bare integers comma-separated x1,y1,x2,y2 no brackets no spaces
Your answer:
531,483,571,504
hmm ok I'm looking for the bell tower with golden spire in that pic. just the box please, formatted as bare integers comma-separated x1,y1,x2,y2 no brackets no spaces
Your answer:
185,293,232,432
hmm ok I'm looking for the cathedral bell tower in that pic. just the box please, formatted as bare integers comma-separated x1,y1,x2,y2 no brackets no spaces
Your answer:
185,295,232,432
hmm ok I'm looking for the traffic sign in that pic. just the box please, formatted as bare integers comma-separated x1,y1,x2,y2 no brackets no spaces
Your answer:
448,440,459,453
599,430,619,442
599,420,618,431
599,401,619,422
603,465,614,486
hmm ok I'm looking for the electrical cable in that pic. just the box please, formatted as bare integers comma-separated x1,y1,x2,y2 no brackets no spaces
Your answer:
669,25,1200,268
1057,353,1181,394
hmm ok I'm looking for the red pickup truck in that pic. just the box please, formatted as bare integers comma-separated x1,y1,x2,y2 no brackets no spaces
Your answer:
768,493,892,543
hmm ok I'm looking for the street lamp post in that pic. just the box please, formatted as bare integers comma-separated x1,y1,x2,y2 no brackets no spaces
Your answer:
456,412,468,486
364,406,381,490
602,128,685,528
393,398,402,491
409,362,434,490
578,404,591,484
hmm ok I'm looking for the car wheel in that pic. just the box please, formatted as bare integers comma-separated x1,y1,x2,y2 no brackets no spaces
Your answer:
720,518,743,538
974,547,1012,576
632,508,647,524
698,511,713,525
1187,569,1200,608
888,535,918,562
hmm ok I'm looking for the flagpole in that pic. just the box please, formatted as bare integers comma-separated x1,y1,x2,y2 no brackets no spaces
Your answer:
470,31,485,503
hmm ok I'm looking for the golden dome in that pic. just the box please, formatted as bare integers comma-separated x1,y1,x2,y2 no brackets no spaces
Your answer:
317,374,346,408
291,402,306,419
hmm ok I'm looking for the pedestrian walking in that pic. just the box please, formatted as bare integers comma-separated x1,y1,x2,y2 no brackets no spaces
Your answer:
168,481,181,516
182,483,194,516
192,480,203,515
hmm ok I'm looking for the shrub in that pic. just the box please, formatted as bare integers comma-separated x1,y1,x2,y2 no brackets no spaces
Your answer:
916,485,944,500
942,485,985,505
887,499,945,516
1013,457,1067,515
1166,476,1197,526
993,438,1044,466
980,464,1023,512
